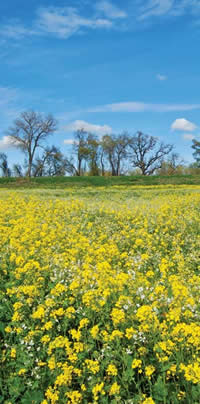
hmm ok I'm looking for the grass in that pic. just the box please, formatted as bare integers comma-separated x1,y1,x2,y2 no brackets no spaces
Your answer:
0,174,200,188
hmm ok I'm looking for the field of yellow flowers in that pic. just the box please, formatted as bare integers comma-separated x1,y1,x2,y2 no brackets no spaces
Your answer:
1,186,200,404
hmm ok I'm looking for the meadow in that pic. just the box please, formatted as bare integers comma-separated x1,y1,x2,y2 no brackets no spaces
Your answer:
1,184,200,403
1,174,200,188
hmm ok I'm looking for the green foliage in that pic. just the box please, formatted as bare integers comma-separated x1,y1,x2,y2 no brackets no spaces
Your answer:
192,139,200,167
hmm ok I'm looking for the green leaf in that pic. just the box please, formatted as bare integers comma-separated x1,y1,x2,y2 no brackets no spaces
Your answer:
192,384,200,401
153,376,168,402
0,322,5,337
21,390,44,404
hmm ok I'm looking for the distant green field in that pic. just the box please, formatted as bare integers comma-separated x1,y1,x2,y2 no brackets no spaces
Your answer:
0,174,200,188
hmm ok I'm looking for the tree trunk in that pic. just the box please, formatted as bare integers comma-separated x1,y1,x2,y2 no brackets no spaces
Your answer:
78,158,82,176
100,153,105,176
27,161,32,177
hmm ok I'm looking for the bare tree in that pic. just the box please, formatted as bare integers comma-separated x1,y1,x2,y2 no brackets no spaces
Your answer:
6,110,57,177
0,153,11,177
129,132,173,175
13,163,23,177
99,147,105,176
61,157,80,176
32,146,68,177
45,146,68,176
101,133,130,176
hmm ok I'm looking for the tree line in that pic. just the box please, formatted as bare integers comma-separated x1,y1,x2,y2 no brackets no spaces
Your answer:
1,110,200,177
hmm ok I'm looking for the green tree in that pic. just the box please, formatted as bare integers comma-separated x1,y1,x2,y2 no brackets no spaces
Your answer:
192,139,200,167
157,153,185,175
72,129,90,176
86,134,100,176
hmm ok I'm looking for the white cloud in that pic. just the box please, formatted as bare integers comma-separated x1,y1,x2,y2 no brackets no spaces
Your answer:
89,102,200,113
63,139,74,145
36,7,112,39
0,6,113,41
156,73,167,81
137,0,200,20
96,1,127,19
171,118,197,131
183,133,195,140
170,0,200,16
1,1,200,42
63,120,113,135
0,22,37,39
0,136,17,150
138,0,174,20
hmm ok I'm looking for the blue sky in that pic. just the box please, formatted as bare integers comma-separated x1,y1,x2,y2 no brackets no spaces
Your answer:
0,0,200,167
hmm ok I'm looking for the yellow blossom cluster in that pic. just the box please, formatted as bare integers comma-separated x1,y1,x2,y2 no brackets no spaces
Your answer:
1,186,200,403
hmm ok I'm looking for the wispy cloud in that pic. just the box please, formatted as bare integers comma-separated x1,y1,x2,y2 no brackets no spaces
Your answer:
183,133,195,140
138,0,200,20
95,1,127,19
138,0,174,20
0,86,22,119
156,73,168,81
63,120,113,136
63,138,74,145
0,86,27,129
171,118,197,131
0,21,37,40
1,1,200,42
0,86,18,105
89,101,200,113
0,135,16,150
0,6,113,41
36,7,112,39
